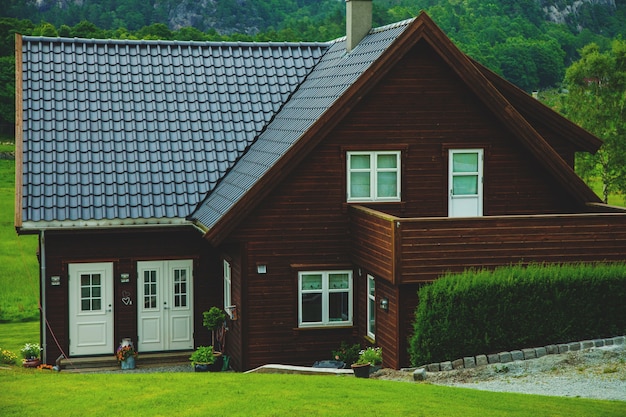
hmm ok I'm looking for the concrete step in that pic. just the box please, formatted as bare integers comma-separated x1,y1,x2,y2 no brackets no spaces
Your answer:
61,351,192,372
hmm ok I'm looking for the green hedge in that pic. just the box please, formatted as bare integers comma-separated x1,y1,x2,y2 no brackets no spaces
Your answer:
409,263,626,366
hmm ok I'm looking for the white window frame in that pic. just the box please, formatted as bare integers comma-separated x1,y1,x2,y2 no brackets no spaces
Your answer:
298,270,353,328
367,275,376,340
223,259,232,311
347,151,401,202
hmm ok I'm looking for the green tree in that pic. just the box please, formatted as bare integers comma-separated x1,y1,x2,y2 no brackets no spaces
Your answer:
564,41,626,203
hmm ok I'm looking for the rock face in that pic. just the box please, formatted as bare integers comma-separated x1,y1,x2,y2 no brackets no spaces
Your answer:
542,0,616,27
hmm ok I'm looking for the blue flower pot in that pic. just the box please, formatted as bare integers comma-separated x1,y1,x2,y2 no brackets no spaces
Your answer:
121,356,135,370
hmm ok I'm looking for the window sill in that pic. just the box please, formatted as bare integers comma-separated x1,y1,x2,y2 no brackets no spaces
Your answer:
293,325,355,332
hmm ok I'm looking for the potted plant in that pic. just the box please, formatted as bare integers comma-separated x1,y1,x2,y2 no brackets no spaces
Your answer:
20,343,42,368
351,346,382,378
189,345,216,372
202,307,227,371
115,339,138,370
332,341,361,368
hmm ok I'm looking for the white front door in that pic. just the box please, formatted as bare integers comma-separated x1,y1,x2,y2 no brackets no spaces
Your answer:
449,149,484,217
137,260,194,352
69,263,114,356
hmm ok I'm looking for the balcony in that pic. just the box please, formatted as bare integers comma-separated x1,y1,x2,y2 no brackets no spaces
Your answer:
350,205,626,284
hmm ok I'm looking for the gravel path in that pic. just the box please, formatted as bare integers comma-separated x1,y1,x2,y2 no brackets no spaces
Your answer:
374,344,626,402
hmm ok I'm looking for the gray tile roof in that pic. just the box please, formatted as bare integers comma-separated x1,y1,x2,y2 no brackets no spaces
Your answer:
19,37,327,227
189,20,413,230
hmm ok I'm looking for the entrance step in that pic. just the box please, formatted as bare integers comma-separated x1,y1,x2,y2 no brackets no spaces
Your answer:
61,351,192,373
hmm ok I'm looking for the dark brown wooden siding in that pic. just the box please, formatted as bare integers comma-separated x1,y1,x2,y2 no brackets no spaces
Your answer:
372,277,400,369
41,228,219,363
225,40,606,370
349,206,626,284
221,244,244,371
350,206,396,283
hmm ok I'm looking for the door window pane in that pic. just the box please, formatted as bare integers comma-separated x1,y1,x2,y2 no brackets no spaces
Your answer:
79,273,103,312
453,153,478,172
453,176,478,195
144,270,157,309
173,268,187,308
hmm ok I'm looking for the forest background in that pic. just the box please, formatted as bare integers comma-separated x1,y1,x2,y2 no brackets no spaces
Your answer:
1,0,625,197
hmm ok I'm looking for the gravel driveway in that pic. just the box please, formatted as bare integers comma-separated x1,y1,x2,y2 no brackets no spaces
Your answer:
373,343,626,402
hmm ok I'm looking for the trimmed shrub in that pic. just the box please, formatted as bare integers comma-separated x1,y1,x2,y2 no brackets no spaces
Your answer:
409,263,626,366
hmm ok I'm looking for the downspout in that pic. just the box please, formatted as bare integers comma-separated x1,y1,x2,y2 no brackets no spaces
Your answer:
40,230,47,363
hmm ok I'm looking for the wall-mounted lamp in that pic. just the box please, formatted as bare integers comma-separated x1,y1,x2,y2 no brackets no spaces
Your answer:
50,276,61,286
379,297,389,311
257,264,267,274
120,273,130,283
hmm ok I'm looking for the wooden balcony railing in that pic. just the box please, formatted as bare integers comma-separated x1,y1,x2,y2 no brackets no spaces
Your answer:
350,205,626,284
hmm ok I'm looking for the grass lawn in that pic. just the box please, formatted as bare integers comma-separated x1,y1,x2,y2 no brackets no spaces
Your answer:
0,367,625,417
0,321,39,362
0,158,39,322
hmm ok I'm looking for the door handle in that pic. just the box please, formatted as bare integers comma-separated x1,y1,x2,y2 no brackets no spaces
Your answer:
106,304,112,312
163,302,169,310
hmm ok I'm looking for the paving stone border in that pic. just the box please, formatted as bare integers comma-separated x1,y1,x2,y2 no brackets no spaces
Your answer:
411,335,625,380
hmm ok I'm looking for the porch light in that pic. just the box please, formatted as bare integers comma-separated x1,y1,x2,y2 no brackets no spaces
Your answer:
380,297,389,311
257,264,267,274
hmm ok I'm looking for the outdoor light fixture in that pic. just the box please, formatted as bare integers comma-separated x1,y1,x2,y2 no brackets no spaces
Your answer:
380,298,389,311
120,273,130,283
257,264,267,274
50,276,61,286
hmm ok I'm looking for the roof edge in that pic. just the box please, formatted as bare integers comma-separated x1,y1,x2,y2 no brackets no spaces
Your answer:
17,217,195,233
14,33,23,230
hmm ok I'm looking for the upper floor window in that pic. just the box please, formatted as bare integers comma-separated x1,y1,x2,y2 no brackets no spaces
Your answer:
298,270,353,327
347,151,400,202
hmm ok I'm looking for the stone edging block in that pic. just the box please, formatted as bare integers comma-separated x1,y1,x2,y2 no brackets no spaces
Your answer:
415,335,625,375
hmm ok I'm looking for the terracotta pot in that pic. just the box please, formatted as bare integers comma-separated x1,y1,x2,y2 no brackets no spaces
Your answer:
22,358,41,368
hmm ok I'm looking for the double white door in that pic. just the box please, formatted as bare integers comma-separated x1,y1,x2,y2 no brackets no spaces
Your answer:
137,260,194,352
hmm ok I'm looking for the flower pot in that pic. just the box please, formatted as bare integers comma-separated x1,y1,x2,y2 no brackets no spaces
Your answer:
351,362,371,378
209,352,224,372
22,358,41,368
194,363,211,372
120,356,136,370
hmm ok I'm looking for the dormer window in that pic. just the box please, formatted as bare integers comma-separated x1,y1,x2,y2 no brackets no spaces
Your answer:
347,151,400,202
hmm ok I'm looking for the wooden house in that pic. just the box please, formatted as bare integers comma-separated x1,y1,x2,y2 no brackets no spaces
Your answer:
16,1,626,370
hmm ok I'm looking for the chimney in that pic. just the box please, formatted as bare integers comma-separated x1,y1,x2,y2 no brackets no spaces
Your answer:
346,0,372,53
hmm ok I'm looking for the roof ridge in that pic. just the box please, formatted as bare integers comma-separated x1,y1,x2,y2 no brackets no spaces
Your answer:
21,35,330,49
370,17,416,34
